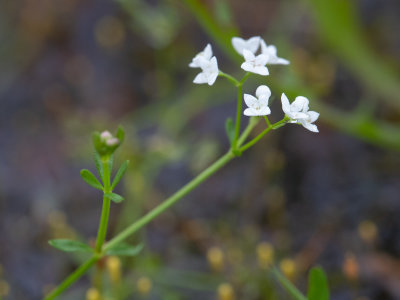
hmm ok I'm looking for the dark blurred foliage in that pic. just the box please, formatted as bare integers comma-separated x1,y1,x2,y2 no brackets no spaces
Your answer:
0,0,399,299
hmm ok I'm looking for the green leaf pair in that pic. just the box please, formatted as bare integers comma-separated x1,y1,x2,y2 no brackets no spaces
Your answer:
49,239,143,257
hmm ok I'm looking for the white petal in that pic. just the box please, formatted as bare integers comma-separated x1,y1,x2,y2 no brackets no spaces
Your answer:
307,111,320,123
241,62,253,73
260,39,268,53
291,112,309,119
253,66,269,76
255,85,271,99
244,94,258,108
281,93,291,114
291,96,309,112
207,72,218,86
246,36,261,53
267,45,277,56
244,108,258,116
255,54,269,66
193,72,207,84
203,44,213,60
209,56,219,72
258,106,271,116
274,57,290,65
232,37,246,55
242,49,255,61
302,121,319,133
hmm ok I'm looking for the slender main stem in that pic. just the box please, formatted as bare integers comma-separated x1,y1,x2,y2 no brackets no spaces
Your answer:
95,158,112,253
44,256,99,300
43,119,274,300
104,150,235,251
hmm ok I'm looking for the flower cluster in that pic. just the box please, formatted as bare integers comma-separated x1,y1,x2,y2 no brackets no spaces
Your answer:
189,36,319,132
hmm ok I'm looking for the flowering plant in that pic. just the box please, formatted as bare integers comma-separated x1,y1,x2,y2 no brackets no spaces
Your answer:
44,36,320,300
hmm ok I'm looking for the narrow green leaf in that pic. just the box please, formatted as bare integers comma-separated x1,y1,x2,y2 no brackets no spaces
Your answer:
106,243,143,256
105,192,125,203
116,125,125,144
94,151,104,182
307,267,330,300
111,160,129,190
80,169,103,191
49,239,93,253
225,118,235,146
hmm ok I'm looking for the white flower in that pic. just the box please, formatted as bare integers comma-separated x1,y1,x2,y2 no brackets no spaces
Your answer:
189,44,213,68
260,40,290,65
243,85,272,116
232,36,261,56
241,49,269,76
193,56,219,86
281,93,319,132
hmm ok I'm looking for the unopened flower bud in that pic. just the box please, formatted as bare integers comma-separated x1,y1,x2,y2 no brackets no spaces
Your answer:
207,246,224,272
106,137,120,147
86,288,101,300
106,256,121,283
217,283,235,300
137,276,152,296
100,130,113,141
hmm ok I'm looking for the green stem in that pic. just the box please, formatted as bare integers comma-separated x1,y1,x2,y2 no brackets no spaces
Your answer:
272,268,308,300
95,158,112,253
104,151,235,251
43,120,276,300
44,256,99,300
219,71,239,86
232,72,251,152
239,118,287,152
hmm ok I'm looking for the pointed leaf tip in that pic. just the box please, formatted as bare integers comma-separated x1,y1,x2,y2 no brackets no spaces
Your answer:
105,192,125,203
49,239,93,253
80,169,104,191
307,267,330,300
111,160,129,190
106,243,143,256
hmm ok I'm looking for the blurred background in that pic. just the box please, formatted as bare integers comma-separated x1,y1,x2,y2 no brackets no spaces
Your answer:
0,0,399,299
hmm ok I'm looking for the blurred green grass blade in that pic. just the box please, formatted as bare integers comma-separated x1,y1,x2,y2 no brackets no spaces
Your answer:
306,0,400,109
307,267,329,300
182,0,240,63
272,268,308,300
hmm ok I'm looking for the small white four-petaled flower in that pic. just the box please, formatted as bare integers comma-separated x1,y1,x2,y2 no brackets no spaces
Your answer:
241,49,269,76
232,36,261,56
243,85,272,116
192,56,219,86
260,40,289,65
281,93,319,132
189,44,213,68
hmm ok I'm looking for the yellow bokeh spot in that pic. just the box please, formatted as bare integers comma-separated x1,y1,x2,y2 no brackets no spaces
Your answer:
342,252,359,281
86,287,101,300
0,280,10,297
106,256,122,283
280,258,296,280
358,220,378,244
137,276,152,296
217,283,235,300
257,242,274,269
207,246,224,272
